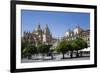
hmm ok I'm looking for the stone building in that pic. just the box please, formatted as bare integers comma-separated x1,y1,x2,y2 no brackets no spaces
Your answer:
22,24,52,46
63,25,90,46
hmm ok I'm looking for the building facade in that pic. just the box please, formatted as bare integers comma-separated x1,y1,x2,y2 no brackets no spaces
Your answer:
22,24,90,47
22,24,52,46
63,25,90,46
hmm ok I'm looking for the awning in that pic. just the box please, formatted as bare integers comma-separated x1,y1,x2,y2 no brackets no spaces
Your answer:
81,47,90,51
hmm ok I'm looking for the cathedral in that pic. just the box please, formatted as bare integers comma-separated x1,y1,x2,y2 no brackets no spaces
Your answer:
22,24,52,46
22,23,90,48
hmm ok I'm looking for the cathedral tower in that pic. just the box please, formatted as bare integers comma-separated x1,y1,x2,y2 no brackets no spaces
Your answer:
43,24,52,45
34,23,43,44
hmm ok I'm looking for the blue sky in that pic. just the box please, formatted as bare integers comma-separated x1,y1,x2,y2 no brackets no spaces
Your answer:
21,10,90,38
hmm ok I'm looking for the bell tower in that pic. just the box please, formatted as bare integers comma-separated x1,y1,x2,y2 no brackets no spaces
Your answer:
43,24,52,45
34,23,43,44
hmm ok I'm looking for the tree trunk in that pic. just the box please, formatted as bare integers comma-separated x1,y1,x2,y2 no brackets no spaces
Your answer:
80,51,82,57
42,54,45,60
62,53,65,59
70,51,73,58
51,53,54,60
76,50,79,57
28,55,31,59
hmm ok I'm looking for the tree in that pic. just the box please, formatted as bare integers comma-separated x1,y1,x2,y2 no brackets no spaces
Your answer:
77,38,88,57
67,40,74,58
37,44,50,60
28,45,37,54
71,39,80,57
21,41,29,58
49,49,55,60
22,44,37,59
56,40,68,59
72,38,88,57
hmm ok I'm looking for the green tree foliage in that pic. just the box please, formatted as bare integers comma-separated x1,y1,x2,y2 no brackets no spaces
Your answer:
21,37,88,60
75,38,88,50
21,41,29,58
56,40,69,59
27,45,37,54
37,44,50,59
55,38,88,58
72,38,88,57
71,39,80,57
22,44,37,59
67,40,74,58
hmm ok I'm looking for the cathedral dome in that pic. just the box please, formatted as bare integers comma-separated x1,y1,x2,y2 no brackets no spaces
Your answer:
35,24,42,31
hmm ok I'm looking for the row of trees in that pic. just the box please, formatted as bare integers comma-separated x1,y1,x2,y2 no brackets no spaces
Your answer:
56,38,88,59
21,37,88,60
21,42,50,59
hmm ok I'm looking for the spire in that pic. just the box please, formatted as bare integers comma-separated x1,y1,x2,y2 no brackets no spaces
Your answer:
44,24,50,34
76,24,80,28
45,24,49,29
35,22,42,31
